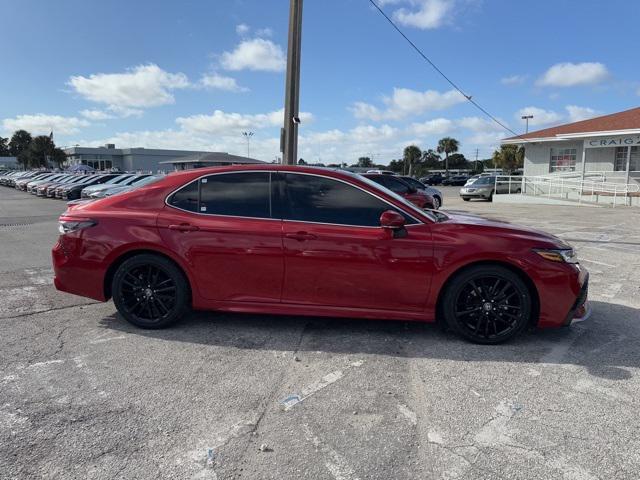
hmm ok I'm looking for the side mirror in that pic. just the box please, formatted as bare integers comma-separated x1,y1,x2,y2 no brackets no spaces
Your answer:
380,210,406,229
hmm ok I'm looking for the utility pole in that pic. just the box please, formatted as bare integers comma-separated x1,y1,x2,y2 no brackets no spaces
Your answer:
281,0,303,165
521,115,533,134
475,148,479,171
242,131,254,158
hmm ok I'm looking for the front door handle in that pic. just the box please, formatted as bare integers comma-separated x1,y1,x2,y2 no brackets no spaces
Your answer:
168,223,200,232
285,231,317,241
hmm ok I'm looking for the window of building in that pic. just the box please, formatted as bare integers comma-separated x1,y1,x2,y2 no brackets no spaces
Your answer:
614,146,639,171
284,173,415,227
199,172,271,218
549,148,577,172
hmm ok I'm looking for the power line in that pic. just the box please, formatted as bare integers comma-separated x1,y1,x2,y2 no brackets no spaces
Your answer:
367,0,530,143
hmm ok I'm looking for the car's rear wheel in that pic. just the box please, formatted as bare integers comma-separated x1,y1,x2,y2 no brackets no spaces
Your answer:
488,190,494,202
433,196,441,209
462,197,470,201
112,254,189,329
442,265,532,344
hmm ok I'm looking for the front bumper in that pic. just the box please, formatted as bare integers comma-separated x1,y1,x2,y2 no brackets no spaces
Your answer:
564,273,590,326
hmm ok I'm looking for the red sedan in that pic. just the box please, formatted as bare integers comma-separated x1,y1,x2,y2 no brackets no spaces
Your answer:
362,173,435,209
52,165,589,343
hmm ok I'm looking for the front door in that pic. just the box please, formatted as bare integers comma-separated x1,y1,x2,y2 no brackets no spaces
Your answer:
280,173,433,312
157,171,284,303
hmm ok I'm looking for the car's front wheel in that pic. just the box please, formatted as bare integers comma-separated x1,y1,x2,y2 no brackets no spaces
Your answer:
112,254,190,329
442,265,532,344
433,196,441,209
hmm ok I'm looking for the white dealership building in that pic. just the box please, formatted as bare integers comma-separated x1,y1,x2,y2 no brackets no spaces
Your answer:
502,107,639,187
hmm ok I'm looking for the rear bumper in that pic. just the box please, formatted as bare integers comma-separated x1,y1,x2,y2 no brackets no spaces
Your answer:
52,238,106,301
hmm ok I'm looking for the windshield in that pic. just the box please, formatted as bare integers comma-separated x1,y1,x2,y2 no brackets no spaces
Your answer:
105,174,134,185
131,175,162,186
353,172,438,222
473,177,494,185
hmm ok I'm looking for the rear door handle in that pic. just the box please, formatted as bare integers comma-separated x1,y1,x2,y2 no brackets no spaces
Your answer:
285,231,317,241
168,223,200,232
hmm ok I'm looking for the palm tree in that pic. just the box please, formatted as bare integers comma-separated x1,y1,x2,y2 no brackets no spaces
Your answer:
403,145,422,176
437,137,460,173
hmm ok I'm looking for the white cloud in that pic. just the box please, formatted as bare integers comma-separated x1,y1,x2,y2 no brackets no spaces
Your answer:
255,28,273,37
537,62,609,87
351,88,466,121
515,107,562,127
565,105,599,123
235,23,250,35
200,73,248,92
176,108,313,136
409,118,453,136
2,114,89,135
220,38,286,72
80,109,114,120
387,0,455,29
68,64,190,111
500,74,527,86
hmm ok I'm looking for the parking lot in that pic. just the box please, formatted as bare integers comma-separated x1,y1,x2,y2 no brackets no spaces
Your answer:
1,185,639,480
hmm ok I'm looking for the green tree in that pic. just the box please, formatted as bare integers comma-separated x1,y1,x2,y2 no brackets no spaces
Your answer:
403,145,422,176
0,137,10,156
9,130,33,166
50,148,67,168
388,159,404,174
492,145,524,173
421,149,441,168
447,153,469,169
297,158,307,165
25,135,56,168
436,137,460,172
356,156,373,168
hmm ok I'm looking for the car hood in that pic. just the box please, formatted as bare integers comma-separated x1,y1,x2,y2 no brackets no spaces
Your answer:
440,211,570,248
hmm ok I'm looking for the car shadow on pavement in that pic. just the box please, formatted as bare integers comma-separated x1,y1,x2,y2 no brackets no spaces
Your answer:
99,300,639,381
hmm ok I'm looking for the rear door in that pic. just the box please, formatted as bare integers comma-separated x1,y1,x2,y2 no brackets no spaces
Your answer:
157,171,284,303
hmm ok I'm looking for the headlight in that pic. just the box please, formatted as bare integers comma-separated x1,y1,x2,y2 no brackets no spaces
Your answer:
534,248,578,264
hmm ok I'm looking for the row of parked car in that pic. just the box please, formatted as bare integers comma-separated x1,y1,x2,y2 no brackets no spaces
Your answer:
363,171,443,210
0,170,160,201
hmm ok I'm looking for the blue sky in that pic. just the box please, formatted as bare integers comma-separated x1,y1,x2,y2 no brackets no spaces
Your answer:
1,0,639,164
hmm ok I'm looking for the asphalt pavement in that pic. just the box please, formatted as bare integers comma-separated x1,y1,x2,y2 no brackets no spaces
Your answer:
1,185,640,479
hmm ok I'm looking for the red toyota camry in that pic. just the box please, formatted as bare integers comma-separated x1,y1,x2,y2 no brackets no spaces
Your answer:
52,165,589,343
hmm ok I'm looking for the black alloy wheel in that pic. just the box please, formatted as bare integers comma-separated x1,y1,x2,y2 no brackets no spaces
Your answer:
443,265,531,344
112,254,189,329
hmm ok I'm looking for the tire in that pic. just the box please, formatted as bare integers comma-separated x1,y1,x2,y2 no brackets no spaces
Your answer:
462,197,470,201
488,190,494,202
442,265,532,344
515,188,521,194
112,254,190,329
433,196,441,209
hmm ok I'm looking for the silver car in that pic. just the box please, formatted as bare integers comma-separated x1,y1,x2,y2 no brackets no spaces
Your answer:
460,176,522,202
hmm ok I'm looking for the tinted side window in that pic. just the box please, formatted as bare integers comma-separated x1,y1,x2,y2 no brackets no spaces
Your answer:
284,174,413,226
200,172,271,218
168,180,199,212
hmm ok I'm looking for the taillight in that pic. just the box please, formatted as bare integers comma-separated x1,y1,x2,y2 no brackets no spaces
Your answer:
58,217,97,234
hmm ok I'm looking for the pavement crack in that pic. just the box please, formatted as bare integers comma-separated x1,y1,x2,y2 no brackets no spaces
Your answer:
0,301,102,320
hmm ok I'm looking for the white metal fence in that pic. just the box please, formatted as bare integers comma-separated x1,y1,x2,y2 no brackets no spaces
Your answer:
494,175,640,207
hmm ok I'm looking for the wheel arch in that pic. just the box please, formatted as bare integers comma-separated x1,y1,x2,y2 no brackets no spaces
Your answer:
435,260,540,327
103,248,193,303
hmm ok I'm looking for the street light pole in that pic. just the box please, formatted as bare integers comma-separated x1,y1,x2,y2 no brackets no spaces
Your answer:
242,131,254,158
521,115,533,134
281,0,303,165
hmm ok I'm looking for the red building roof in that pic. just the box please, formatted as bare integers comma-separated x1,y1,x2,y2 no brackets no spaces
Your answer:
504,107,640,141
